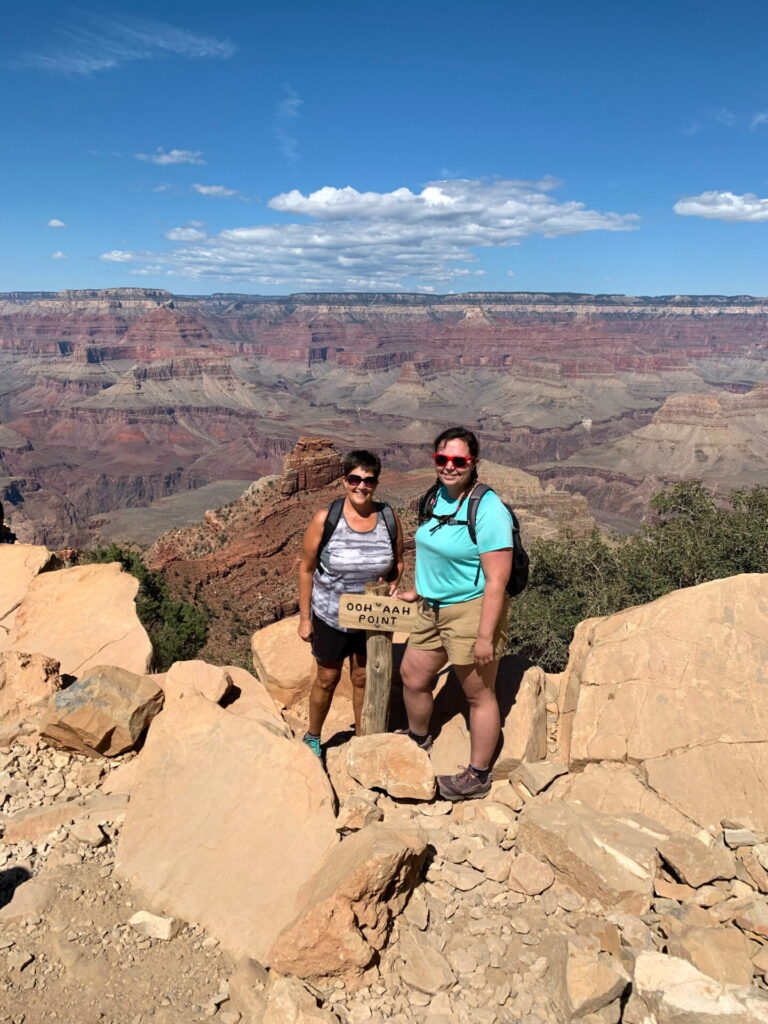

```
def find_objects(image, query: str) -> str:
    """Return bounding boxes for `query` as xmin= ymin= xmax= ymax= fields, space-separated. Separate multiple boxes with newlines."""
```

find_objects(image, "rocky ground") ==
xmin=3 ymin=732 xmax=768 ymax=1024
xmin=3 ymin=546 xmax=768 ymax=1024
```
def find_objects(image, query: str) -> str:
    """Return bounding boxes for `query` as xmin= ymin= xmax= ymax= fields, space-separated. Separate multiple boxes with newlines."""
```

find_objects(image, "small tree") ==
xmin=507 ymin=482 xmax=768 ymax=672
xmin=87 ymin=544 xmax=208 ymax=671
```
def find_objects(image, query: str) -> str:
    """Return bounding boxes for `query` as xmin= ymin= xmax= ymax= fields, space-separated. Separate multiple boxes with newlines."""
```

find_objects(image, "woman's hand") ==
xmin=473 ymin=636 xmax=494 ymax=667
xmin=297 ymin=618 xmax=313 ymax=643
xmin=393 ymin=588 xmax=419 ymax=602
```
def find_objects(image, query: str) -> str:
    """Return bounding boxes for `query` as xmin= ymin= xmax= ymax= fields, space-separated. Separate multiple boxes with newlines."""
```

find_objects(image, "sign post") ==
xmin=338 ymin=583 xmax=417 ymax=736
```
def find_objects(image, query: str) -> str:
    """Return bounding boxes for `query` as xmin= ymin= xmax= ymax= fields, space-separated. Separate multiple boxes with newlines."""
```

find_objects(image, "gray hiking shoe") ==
xmin=436 ymin=765 xmax=491 ymax=801
xmin=302 ymin=733 xmax=322 ymax=758
xmin=394 ymin=728 xmax=433 ymax=753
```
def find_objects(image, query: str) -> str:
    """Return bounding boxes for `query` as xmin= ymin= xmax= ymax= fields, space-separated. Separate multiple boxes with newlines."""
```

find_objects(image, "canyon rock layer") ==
xmin=2 ymin=289 xmax=768 ymax=545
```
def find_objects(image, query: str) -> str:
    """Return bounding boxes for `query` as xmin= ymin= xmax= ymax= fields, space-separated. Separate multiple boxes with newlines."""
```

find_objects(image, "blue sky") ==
xmin=2 ymin=0 xmax=768 ymax=295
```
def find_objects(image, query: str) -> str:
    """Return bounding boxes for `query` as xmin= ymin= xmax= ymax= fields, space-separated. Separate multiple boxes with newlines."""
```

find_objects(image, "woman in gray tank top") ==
xmin=297 ymin=450 xmax=403 ymax=756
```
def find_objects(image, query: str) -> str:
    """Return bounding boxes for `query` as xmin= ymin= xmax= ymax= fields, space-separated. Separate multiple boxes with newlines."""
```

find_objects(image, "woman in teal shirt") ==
xmin=396 ymin=426 xmax=513 ymax=801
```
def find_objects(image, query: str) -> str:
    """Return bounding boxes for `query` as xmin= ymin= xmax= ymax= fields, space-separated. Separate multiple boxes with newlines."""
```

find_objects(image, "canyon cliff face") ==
xmin=1 ymin=288 xmax=767 ymax=544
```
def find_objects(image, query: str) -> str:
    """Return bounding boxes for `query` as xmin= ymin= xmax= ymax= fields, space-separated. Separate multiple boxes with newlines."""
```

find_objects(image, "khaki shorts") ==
xmin=407 ymin=595 xmax=510 ymax=666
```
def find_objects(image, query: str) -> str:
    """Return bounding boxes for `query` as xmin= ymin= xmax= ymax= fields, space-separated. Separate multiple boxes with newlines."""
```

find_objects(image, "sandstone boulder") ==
xmin=163 ymin=660 xmax=234 ymax=703
xmin=625 ymin=951 xmax=768 ymax=1023
xmin=251 ymin=615 xmax=352 ymax=707
xmin=558 ymin=575 xmax=768 ymax=833
xmin=667 ymin=926 xmax=754 ymax=987
xmin=430 ymin=659 xmax=546 ymax=778
xmin=508 ymin=851 xmax=555 ymax=896
xmin=398 ymin=931 xmax=455 ymax=995
xmin=0 ymin=651 xmax=61 ymax=744
xmin=268 ymin=823 xmax=427 ymax=978
xmin=545 ymin=763 xmax=702 ymax=838
xmin=517 ymin=798 xmax=660 ymax=914
xmin=546 ymin=934 xmax=629 ymax=1021
xmin=344 ymin=734 xmax=435 ymax=800
xmin=658 ymin=833 xmax=737 ymax=888
xmin=116 ymin=694 xmax=338 ymax=961
xmin=40 ymin=665 xmax=164 ymax=757
xmin=1 ymin=562 xmax=153 ymax=676
xmin=0 ymin=544 xmax=55 ymax=642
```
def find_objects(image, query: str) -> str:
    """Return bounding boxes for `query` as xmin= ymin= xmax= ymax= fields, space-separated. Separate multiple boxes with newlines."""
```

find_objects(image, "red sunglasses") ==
xmin=345 ymin=473 xmax=378 ymax=488
xmin=433 ymin=454 xmax=476 ymax=469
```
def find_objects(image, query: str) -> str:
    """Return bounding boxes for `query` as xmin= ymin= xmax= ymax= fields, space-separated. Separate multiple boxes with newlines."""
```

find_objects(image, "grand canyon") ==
xmin=2 ymin=287 xmax=768 ymax=550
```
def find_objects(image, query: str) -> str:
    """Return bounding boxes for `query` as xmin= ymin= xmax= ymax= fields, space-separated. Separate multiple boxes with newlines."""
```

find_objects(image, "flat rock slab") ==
xmin=668 ymin=926 xmax=754 ymax=987
xmin=399 ymin=933 xmax=455 ymax=995
xmin=345 ymin=734 xmax=435 ymax=801
xmin=3 ymin=562 xmax=153 ymax=676
xmin=0 ymin=877 xmax=57 ymax=925
xmin=3 ymin=791 xmax=129 ymax=842
xmin=115 ymin=694 xmax=339 ymax=962
xmin=517 ymin=798 xmax=659 ymax=914
xmin=658 ymin=832 xmax=737 ymax=888
xmin=508 ymin=851 xmax=555 ymax=895
xmin=511 ymin=760 xmax=568 ymax=797
xmin=626 ymin=951 xmax=768 ymax=1023
xmin=269 ymin=823 xmax=426 ymax=978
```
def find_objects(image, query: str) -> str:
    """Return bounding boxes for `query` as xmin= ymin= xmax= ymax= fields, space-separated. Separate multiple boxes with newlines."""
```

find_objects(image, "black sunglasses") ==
xmin=345 ymin=473 xmax=378 ymax=488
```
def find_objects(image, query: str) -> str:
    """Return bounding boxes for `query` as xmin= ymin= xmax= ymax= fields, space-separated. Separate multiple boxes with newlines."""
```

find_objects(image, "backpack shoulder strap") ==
xmin=375 ymin=501 xmax=398 ymax=548
xmin=316 ymin=497 xmax=345 ymax=572
xmin=466 ymin=483 xmax=493 ymax=546
xmin=418 ymin=482 xmax=440 ymax=524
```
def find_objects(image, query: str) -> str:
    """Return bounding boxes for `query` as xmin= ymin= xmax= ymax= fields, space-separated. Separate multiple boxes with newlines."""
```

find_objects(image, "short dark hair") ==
xmin=343 ymin=449 xmax=381 ymax=478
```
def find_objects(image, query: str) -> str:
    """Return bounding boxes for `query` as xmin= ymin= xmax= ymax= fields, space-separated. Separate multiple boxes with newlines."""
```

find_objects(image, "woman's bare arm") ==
xmin=297 ymin=509 xmax=328 ymax=641
xmin=474 ymin=547 xmax=513 ymax=666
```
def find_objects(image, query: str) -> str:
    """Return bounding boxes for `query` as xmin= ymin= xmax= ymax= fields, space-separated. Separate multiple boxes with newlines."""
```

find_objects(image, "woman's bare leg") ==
xmin=308 ymin=661 xmax=343 ymax=736
xmin=400 ymin=647 xmax=448 ymax=735
xmin=349 ymin=652 xmax=367 ymax=735
xmin=454 ymin=660 xmax=501 ymax=769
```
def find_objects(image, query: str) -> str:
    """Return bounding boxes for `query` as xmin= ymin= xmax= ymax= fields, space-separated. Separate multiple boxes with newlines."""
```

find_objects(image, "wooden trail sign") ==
xmin=337 ymin=593 xmax=417 ymax=632
xmin=349 ymin=582 xmax=416 ymax=736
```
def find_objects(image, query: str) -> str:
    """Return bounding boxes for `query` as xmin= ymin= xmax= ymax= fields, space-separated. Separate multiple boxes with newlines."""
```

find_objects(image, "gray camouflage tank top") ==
xmin=312 ymin=511 xmax=394 ymax=632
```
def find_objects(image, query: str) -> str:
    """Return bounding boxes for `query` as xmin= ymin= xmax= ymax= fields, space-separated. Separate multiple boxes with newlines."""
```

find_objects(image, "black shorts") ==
xmin=311 ymin=613 xmax=367 ymax=663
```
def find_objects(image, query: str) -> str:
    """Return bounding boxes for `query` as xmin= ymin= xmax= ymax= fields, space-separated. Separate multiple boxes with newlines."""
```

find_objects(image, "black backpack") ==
xmin=316 ymin=498 xmax=399 ymax=581
xmin=418 ymin=482 xmax=529 ymax=596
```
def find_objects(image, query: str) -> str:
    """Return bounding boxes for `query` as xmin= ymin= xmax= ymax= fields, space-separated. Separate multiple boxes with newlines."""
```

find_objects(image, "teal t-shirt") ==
xmin=415 ymin=486 xmax=514 ymax=603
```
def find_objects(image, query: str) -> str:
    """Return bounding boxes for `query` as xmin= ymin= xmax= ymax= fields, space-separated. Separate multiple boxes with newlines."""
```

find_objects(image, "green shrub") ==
xmin=87 ymin=543 xmax=208 ymax=671
xmin=507 ymin=482 xmax=768 ymax=672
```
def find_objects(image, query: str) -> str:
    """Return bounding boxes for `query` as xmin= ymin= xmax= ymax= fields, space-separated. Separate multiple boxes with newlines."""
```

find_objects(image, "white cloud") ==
xmin=108 ymin=177 xmax=638 ymax=290
xmin=274 ymin=84 xmax=302 ymax=166
xmin=165 ymin=226 xmax=208 ymax=242
xmin=673 ymin=190 xmax=768 ymax=223
xmin=506 ymin=270 xmax=516 ymax=277
xmin=51 ymin=251 xmax=67 ymax=259
xmin=100 ymin=250 xmax=137 ymax=262
xmin=192 ymin=183 xmax=242 ymax=198
xmin=751 ymin=112 xmax=768 ymax=130
xmin=136 ymin=148 xmax=205 ymax=166
xmin=47 ymin=218 xmax=66 ymax=228
xmin=13 ymin=14 xmax=234 ymax=76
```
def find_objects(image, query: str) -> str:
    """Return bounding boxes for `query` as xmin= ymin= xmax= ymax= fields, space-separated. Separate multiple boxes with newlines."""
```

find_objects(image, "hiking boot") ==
xmin=394 ymin=728 xmax=433 ymax=753
xmin=302 ymin=733 xmax=322 ymax=758
xmin=436 ymin=765 xmax=491 ymax=801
